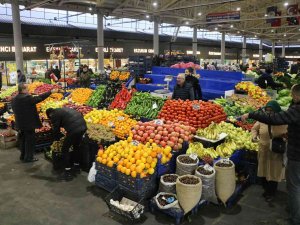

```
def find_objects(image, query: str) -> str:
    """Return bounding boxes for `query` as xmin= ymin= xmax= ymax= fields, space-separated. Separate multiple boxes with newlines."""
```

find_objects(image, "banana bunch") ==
xmin=50 ymin=137 xmax=65 ymax=152
xmin=187 ymin=142 xmax=219 ymax=159
xmin=196 ymin=122 xmax=222 ymax=140
xmin=216 ymin=141 xmax=237 ymax=158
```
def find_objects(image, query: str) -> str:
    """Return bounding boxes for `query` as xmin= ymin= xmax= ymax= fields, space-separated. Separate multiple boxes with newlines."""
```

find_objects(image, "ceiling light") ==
xmin=88 ymin=7 xmax=92 ymax=11
xmin=254 ymin=35 xmax=257 ymax=37
xmin=198 ymin=12 xmax=202 ymax=16
xmin=146 ymin=15 xmax=150 ymax=18
xmin=271 ymin=29 xmax=274 ymax=32
xmin=152 ymin=2 xmax=157 ymax=7
xmin=284 ymin=2 xmax=288 ymax=6
xmin=284 ymin=33 xmax=287 ymax=37
xmin=264 ymin=14 xmax=268 ymax=17
xmin=236 ymin=7 xmax=241 ymax=11
xmin=237 ymin=31 xmax=240 ymax=34
xmin=215 ymin=27 xmax=218 ymax=31
xmin=279 ymin=40 xmax=281 ymax=42
xmin=185 ymin=21 xmax=189 ymax=25
xmin=230 ymin=24 xmax=234 ymax=28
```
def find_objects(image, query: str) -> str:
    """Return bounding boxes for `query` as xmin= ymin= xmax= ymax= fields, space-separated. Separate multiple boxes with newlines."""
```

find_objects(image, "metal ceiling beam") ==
xmin=23 ymin=0 xmax=60 ymax=10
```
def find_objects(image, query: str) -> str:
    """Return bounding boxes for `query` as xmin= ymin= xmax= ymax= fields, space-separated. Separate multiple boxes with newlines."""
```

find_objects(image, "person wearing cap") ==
xmin=242 ymin=84 xmax=300 ymax=225
xmin=251 ymin=100 xmax=287 ymax=202
xmin=17 ymin=69 xmax=26 ymax=83
xmin=185 ymin=67 xmax=202 ymax=100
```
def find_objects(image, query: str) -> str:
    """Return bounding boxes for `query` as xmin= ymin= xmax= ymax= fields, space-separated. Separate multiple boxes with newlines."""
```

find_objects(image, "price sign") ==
xmin=222 ymin=158 xmax=231 ymax=165
xmin=203 ymin=163 xmax=214 ymax=172
xmin=189 ymin=153 xmax=198 ymax=160
xmin=152 ymin=102 xmax=158 ymax=109
xmin=131 ymin=140 xmax=139 ymax=146
xmin=192 ymin=104 xmax=200 ymax=110
xmin=117 ymin=116 xmax=125 ymax=121
xmin=153 ymin=119 xmax=164 ymax=125
xmin=108 ymin=121 xmax=115 ymax=127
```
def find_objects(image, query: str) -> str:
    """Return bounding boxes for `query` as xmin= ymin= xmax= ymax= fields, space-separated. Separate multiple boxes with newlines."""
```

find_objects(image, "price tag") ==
xmin=203 ymin=163 xmax=213 ymax=172
xmin=189 ymin=153 xmax=198 ymax=161
xmin=222 ymin=158 xmax=231 ymax=165
xmin=131 ymin=140 xmax=139 ymax=146
xmin=153 ymin=119 xmax=164 ymax=125
xmin=108 ymin=121 xmax=115 ymax=127
xmin=117 ymin=116 xmax=125 ymax=121
xmin=152 ymin=103 xmax=158 ymax=109
xmin=192 ymin=104 xmax=200 ymax=110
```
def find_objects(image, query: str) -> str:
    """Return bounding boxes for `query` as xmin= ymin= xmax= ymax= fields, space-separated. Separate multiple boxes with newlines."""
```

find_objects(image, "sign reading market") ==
xmin=0 ymin=46 xmax=37 ymax=53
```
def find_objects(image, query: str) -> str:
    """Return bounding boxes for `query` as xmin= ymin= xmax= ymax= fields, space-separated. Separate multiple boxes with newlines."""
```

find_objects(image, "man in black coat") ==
xmin=185 ymin=67 xmax=202 ymax=100
xmin=53 ymin=66 xmax=61 ymax=80
xmin=242 ymin=84 xmax=300 ymax=225
xmin=46 ymin=108 xmax=87 ymax=181
xmin=172 ymin=73 xmax=195 ymax=100
xmin=12 ymin=83 xmax=58 ymax=162
xmin=255 ymin=68 xmax=284 ymax=90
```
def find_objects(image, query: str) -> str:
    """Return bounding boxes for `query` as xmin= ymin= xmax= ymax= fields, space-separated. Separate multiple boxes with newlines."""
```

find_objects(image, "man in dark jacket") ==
xmin=46 ymin=108 xmax=87 ymax=181
xmin=255 ymin=68 xmax=284 ymax=90
xmin=242 ymin=84 xmax=300 ymax=225
xmin=12 ymin=83 xmax=58 ymax=162
xmin=17 ymin=69 xmax=26 ymax=83
xmin=53 ymin=66 xmax=61 ymax=80
xmin=172 ymin=74 xmax=195 ymax=100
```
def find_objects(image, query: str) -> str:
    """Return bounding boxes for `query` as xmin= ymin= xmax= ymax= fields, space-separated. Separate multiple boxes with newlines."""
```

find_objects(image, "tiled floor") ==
xmin=0 ymin=148 xmax=289 ymax=225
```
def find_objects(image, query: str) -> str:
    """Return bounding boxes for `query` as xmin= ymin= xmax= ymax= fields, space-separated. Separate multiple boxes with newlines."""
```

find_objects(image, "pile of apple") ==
xmin=132 ymin=120 xmax=196 ymax=151
xmin=34 ymin=84 xmax=61 ymax=95
xmin=63 ymin=103 xmax=93 ymax=115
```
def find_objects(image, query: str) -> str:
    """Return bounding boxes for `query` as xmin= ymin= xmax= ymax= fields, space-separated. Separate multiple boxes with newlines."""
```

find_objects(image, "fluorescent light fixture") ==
xmin=152 ymin=2 xmax=157 ymax=7
xmin=214 ymin=27 xmax=218 ymax=30
xmin=284 ymin=33 xmax=287 ymax=37
xmin=198 ymin=12 xmax=202 ymax=16
xmin=185 ymin=21 xmax=189 ymax=25
xmin=271 ymin=29 xmax=274 ymax=32
xmin=88 ymin=7 xmax=92 ymax=11
xmin=230 ymin=24 xmax=234 ymax=28
xmin=264 ymin=14 xmax=268 ymax=17
xmin=236 ymin=7 xmax=241 ymax=11
xmin=237 ymin=31 xmax=240 ymax=34
xmin=284 ymin=2 xmax=288 ymax=6
xmin=146 ymin=15 xmax=150 ymax=18
xmin=254 ymin=35 xmax=257 ymax=37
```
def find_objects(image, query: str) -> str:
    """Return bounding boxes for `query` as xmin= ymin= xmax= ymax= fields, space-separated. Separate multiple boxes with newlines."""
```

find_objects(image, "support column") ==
xmin=282 ymin=43 xmax=285 ymax=58
xmin=11 ymin=0 xmax=23 ymax=74
xmin=192 ymin=27 xmax=197 ymax=57
xmin=153 ymin=17 xmax=159 ymax=55
xmin=97 ymin=11 xmax=104 ymax=73
xmin=272 ymin=41 xmax=275 ymax=56
xmin=259 ymin=39 xmax=263 ymax=62
xmin=242 ymin=36 xmax=247 ymax=65
xmin=221 ymin=32 xmax=225 ymax=64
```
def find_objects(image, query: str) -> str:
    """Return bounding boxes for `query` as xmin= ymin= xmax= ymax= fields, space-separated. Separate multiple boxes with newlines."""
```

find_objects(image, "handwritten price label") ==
xmin=203 ymin=164 xmax=214 ymax=172
xmin=192 ymin=104 xmax=200 ymax=110
xmin=153 ymin=119 xmax=164 ymax=125
xmin=131 ymin=140 xmax=139 ymax=146
xmin=189 ymin=153 xmax=198 ymax=161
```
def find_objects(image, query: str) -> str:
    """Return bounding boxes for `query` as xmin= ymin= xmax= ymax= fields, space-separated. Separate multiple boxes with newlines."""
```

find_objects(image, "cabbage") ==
xmin=278 ymin=89 xmax=291 ymax=97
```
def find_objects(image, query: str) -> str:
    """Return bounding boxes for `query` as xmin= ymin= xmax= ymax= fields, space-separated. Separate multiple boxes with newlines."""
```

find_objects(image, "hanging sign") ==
xmin=0 ymin=46 xmax=37 ymax=53
xmin=206 ymin=11 xmax=240 ymax=23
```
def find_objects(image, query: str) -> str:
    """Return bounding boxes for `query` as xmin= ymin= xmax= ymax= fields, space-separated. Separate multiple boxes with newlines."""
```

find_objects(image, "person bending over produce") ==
xmin=12 ymin=83 xmax=59 ymax=163
xmin=255 ymin=68 xmax=284 ymax=90
xmin=172 ymin=73 xmax=195 ymax=100
xmin=251 ymin=100 xmax=287 ymax=202
xmin=185 ymin=67 xmax=202 ymax=100
xmin=46 ymin=108 xmax=87 ymax=181
xmin=242 ymin=84 xmax=300 ymax=225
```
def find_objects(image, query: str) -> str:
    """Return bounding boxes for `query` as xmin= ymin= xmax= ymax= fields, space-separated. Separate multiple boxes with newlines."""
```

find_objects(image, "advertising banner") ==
xmin=287 ymin=4 xmax=299 ymax=25
xmin=206 ymin=11 xmax=240 ymax=23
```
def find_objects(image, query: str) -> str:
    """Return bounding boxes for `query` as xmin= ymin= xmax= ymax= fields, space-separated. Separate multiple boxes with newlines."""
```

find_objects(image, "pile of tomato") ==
xmin=158 ymin=99 xmax=227 ymax=128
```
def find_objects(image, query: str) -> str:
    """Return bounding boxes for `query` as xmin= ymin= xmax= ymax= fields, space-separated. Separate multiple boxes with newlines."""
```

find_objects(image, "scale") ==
xmin=154 ymin=75 xmax=173 ymax=94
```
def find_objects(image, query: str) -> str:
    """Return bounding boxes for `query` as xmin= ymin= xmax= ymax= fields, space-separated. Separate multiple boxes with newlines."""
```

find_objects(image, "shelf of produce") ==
xmin=149 ymin=199 xmax=207 ymax=225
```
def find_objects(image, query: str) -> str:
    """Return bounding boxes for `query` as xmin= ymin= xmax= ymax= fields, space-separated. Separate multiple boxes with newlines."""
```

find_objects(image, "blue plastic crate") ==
xmin=95 ymin=161 xmax=117 ymax=180
xmin=229 ymin=150 xmax=245 ymax=165
xmin=95 ymin=172 xmax=117 ymax=192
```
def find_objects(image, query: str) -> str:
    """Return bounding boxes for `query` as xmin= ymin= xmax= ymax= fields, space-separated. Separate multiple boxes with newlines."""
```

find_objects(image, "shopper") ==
xmin=17 ymin=69 xmax=26 ymax=83
xmin=77 ymin=64 xmax=83 ymax=77
xmin=290 ymin=58 xmax=300 ymax=75
xmin=255 ymin=68 xmax=284 ymax=90
xmin=45 ymin=69 xmax=52 ymax=80
xmin=53 ymin=66 xmax=61 ymax=80
xmin=46 ymin=107 xmax=87 ymax=181
xmin=185 ymin=67 xmax=202 ymax=100
xmin=172 ymin=73 xmax=195 ymax=100
xmin=80 ymin=65 xmax=91 ymax=88
xmin=251 ymin=100 xmax=287 ymax=202
xmin=12 ymin=83 xmax=58 ymax=162
xmin=242 ymin=84 xmax=300 ymax=225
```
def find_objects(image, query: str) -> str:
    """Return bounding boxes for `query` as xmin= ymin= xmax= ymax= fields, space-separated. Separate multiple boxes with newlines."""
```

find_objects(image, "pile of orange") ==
xmin=96 ymin=137 xmax=172 ymax=178
xmin=70 ymin=88 xmax=93 ymax=105
xmin=119 ymin=71 xmax=130 ymax=81
xmin=110 ymin=71 xmax=120 ymax=80
xmin=28 ymin=82 xmax=44 ymax=94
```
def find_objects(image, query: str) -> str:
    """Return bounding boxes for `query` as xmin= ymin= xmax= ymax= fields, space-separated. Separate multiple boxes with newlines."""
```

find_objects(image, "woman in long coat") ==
xmin=251 ymin=100 xmax=287 ymax=202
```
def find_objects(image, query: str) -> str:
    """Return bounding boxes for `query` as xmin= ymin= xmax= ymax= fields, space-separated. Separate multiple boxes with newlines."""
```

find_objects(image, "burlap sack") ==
xmin=159 ymin=174 xmax=178 ymax=194
xmin=195 ymin=165 xmax=218 ymax=203
xmin=214 ymin=159 xmax=236 ymax=205
xmin=176 ymin=175 xmax=202 ymax=214
xmin=155 ymin=192 xmax=178 ymax=210
xmin=176 ymin=155 xmax=199 ymax=176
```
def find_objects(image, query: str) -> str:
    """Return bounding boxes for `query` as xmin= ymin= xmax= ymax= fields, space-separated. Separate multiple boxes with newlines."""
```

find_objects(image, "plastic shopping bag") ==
xmin=87 ymin=162 xmax=97 ymax=183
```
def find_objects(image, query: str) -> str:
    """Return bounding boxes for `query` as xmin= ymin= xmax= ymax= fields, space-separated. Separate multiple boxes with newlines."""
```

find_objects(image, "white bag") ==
xmin=155 ymin=192 xmax=179 ymax=210
xmin=87 ymin=162 xmax=97 ymax=183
